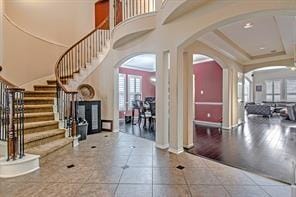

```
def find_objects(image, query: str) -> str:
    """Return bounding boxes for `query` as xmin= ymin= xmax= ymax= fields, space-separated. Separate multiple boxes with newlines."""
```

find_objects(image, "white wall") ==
xmin=253 ymin=68 xmax=296 ymax=103
xmin=2 ymin=0 xmax=95 ymax=86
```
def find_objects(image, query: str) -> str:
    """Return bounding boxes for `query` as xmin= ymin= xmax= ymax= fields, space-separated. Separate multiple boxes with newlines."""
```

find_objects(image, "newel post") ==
xmin=71 ymin=92 xmax=79 ymax=147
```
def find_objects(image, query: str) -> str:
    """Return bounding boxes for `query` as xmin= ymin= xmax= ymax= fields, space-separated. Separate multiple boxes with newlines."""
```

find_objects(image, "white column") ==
xmin=155 ymin=51 xmax=169 ymax=149
xmin=168 ymin=48 xmax=184 ymax=154
xmin=113 ymin=67 xmax=119 ymax=132
xmin=109 ymin=0 xmax=115 ymax=29
xmin=182 ymin=52 xmax=194 ymax=149
xmin=222 ymin=68 xmax=232 ymax=129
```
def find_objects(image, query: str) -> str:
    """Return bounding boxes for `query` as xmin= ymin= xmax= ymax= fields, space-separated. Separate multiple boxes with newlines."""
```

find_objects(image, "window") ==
xmin=244 ymin=80 xmax=250 ymax=102
xmin=265 ymin=80 xmax=281 ymax=102
xmin=287 ymin=79 xmax=296 ymax=101
xmin=118 ymin=73 xmax=126 ymax=111
xmin=128 ymin=75 xmax=142 ymax=109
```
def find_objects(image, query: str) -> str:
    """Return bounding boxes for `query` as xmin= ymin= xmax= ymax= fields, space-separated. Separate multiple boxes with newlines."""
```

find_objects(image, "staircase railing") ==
xmin=0 ymin=66 xmax=25 ymax=161
xmin=55 ymin=18 xmax=110 ymax=139
xmin=115 ymin=0 xmax=156 ymax=26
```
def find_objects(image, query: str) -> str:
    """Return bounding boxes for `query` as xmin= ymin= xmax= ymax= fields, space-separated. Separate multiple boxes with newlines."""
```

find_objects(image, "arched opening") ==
xmin=192 ymin=54 xmax=223 ymax=128
xmin=115 ymin=54 xmax=157 ymax=141
xmin=179 ymin=12 xmax=296 ymax=183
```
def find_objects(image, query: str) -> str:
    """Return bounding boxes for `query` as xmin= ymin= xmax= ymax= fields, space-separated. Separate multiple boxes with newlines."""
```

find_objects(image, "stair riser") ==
xmin=47 ymin=80 xmax=67 ymax=85
xmin=34 ymin=87 xmax=56 ymax=91
xmin=39 ymin=141 xmax=72 ymax=159
xmin=24 ymin=107 xmax=53 ymax=113
xmin=24 ymin=100 xmax=54 ymax=105
xmin=25 ymin=133 xmax=65 ymax=150
xmin=25 ymin=124 xmax=59 ymax=134
xmin=24 ymin=93 xmax=56 ymax=97
xmin=24 ymin=115 xmax=55 ymax=123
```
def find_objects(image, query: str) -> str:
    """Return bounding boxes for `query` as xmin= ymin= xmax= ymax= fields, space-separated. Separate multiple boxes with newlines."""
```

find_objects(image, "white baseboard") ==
xmin=113 ymin=129 xmax=119 ymax=133
xmin=0 ymin=141 xmax=7 ymax=158
xmin=0 ymin=154 xmax=40 ymax=178
xmin=155 ymin=144 xmax=169 ymax=149
xmin=168 ymin=147 xmax=184 ymax=154
xmin=183 ymin=143 xmax=194 ymax=149
xmin=194 ymin=120 xmax=221 ymax=128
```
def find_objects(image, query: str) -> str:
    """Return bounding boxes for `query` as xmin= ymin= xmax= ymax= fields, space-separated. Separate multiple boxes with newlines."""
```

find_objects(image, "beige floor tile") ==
xmin=115 ymin=184 xmax=152 ymax=197
xmin=86 ymin=167 xmax=123 ymax=184
xmin=76 ymin=183 xmax=117 ymax=197
xmin=153 ymin=154 xmax=180 ymax=168
xmin=183 ymin=168 xmax=220 ymax=185
xmin=210 ymin=167 xmax=256 ymax=185
xmin=189 ymin=185 xmax=230 ymax=197
xmin=244 ymin=172 xmax=286 ymax=186
xmin=177 ymin=153 xmax=208 ymax=168
xmin=120 ymin=167 xmax=152 ymax=184
xmin=261 ymin=185 xmax=291 ymax=197
xmin=153 ymin=168 xmax=186 ymax=184
xmin=0 ymin=182 xmax=48 ymax=197
xmin=131 ymin=147 xmax=153 ymax=156
xmin=153 ymin=184 xmax=191 ymax=197
xmin=127 ymin=155 xmax=153 ymax=167
xmin=36 ymin=183 xmax=82 ymax=197
xmin=224 ymin=185 xmax=269 ymax=197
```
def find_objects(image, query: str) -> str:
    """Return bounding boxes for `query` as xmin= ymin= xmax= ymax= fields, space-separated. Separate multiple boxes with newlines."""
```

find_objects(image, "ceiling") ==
xmin=121 ymin=54 xmax=156 ymax=72
xmin=198 ymin=15 xmax=296 ymax=65
xmin=193 ymin=54 xmax=213 ymax=64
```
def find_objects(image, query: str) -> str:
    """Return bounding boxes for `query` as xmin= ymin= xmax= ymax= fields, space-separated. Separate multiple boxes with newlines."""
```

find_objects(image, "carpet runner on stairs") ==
xmin=24 ymin=80 xmax=72 ymax=158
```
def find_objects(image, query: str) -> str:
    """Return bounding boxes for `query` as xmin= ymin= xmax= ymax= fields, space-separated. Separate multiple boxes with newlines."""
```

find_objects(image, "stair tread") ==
xmin=25 ymin=138 xmax=72 ymax=157
xmin=34 ymin=85 xmax=56 ymax=87
xmin=24 ymin=120 xmax=58 ymax=129
xmin=24 ymin=129 xmax=65 ymax=143
xmin=25 ymin=91 xmax=56 ymax=93
xmin=24 ymin=104 xmax=53 ymax=108
xmin=24 ymin=112 xmax=54 ymax=118
xmin=24 ymin=97 xmax=54 ymax=100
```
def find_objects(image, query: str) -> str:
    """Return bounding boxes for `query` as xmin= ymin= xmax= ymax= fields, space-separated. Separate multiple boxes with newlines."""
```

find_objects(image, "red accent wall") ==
xmin=193 ymin=61 xmax=223 ymax=123
xmin=119 ymin=67 xmax=156 ymax=118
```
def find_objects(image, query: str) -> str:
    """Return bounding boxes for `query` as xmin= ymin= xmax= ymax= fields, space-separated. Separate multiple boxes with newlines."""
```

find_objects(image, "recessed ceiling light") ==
xmin=259 ymin=47 xmax=265 ymax=50
xmin=243 ymin=22 xmax=253 ymax=29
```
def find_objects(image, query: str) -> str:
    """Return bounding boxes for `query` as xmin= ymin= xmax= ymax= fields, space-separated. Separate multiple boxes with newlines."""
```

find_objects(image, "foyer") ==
xmin=0 ymin=132 xmax=291 ymax=197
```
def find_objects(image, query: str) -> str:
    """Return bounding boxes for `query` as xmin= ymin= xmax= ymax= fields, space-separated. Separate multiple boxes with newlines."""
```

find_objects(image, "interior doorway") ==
xmin=117 ymin=54 xmax=157 ymax=141
xmin=95 ymin=0 xmax=110 ymax=29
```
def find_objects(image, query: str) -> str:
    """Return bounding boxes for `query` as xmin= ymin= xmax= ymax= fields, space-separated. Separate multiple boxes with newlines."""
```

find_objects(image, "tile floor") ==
xmin=0 ymin=132 xmax=292 ymax=197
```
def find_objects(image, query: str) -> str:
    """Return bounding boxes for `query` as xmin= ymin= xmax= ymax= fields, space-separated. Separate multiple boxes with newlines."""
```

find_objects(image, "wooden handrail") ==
xmin=55 ymin=17 xmax=109 ymax=93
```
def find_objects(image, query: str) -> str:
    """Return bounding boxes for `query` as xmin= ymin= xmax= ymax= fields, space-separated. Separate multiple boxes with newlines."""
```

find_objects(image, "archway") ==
xmin=114 ymin=53 xmax=158 ymax=141
xmin=174 ymin=10 xmax=296 ymax=183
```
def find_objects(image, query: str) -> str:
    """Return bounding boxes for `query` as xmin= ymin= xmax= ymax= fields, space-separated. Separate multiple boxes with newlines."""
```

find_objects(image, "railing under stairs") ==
xmin=0 ymin=66 xmax=25 ymax=161
xmin=55 ymin=18 xmax=110 ymax=140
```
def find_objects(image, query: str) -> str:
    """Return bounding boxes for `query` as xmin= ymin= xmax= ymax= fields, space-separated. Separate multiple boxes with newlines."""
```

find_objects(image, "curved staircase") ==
xmin=24 ymin=80 xmax=72 ymax=158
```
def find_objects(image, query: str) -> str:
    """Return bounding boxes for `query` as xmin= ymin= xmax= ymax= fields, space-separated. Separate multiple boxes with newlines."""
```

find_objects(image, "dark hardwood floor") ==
xmin=119 ymin=119 xmax=155 ymax=141
xmin=187 ymin=115 xmax=296 ymax=183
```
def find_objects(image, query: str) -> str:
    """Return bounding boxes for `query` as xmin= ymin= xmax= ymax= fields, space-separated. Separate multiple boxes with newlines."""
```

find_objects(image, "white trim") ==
xmin=0 ymin=154 xmax=40 ymax=178
xmin=155 ymin=143 xmax=169 ymax=149
xmin=194 ymin=120 xmax=221 ymax=128
xmin=121 ymin=64 xmax=156 ymax=72
xmin=183 ymin=144 xmax=194 ymax=149
xmin=113 ymin=129 xmax=120 ymax=133
xmin=222 ymin=123 xmax=241 ymax=130
xmin=195 ymin=102 xmax=223 ymax=105
xmin=168 ymin=147 xmax=184 ymax=154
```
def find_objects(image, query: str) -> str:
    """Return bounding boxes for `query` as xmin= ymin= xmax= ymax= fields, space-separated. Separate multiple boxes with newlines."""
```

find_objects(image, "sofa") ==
xmin=287 ymin=104 xmax=296 ymax=121
xmin=245 ymin=104 xmax=272 ymax=117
